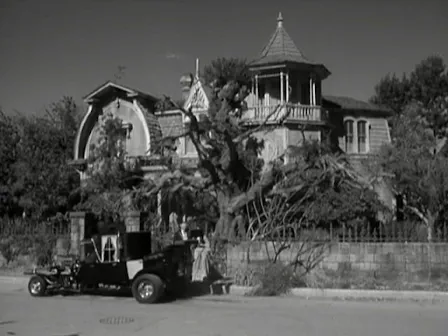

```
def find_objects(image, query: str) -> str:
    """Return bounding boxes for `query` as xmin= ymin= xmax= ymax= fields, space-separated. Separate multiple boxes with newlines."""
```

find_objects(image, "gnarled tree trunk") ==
xmin=426 ymin=211 xmax=436 ymax=282
xmin=426 ymin=211 xmax=435 ymax=243
xmin=213 ymin=189 xmax=235 ymax=241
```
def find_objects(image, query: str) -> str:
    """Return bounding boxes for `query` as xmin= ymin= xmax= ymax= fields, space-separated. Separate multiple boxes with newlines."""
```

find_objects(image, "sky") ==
xmin=0 ymin=0 xmax=447 ymax=115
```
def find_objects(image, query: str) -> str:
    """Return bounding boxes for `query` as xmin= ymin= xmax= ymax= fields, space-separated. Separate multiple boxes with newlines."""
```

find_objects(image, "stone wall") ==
xmin=226 ymin=241 xmax=448 ymax=278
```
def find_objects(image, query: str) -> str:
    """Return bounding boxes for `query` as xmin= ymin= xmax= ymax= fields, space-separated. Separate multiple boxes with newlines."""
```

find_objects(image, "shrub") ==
xmin=232 ymin=262 xmax=264 ymax=287
xmin=0 ymin=237 xmax=20 ymax=265
xmin=248 ymin=262 xmax=297 ymax=297
xmin=33 ymin=233 xmax=58 ymax=266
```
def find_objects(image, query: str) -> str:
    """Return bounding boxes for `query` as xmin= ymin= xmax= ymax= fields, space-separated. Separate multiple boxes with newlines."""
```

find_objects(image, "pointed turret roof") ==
xmin=250 ymin=13 xmax=330 ymax=78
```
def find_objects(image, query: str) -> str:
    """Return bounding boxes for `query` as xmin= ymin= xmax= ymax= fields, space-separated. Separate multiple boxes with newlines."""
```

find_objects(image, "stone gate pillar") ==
xmin=125 ymin=211 xmax=143 ymax=232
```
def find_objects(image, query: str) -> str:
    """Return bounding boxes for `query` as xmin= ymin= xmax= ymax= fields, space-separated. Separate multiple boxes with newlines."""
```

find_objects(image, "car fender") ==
xmin=132 ymin=268 xmax=166 ymax=284
xmin=125 ymin=259 xmax=145 ymax=281
xmin=126 ymin=258 xmax=166 ymax=282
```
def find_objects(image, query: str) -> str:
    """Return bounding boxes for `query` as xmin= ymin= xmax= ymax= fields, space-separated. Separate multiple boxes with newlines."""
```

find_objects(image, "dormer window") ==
xmin=343 ymin=118 xmax=370 ymax=154
xmin=122 ymin=122 xmax=133 ymax=139
xmin=115 ymin=123 xmax=133 ymax=157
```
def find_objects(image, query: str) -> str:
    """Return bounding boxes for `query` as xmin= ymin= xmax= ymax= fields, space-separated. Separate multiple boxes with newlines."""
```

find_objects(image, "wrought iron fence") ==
xmin=333 ymin=221 xmax=448 ymax=243
xmin=0 ymin=216 xmax=71 ymax=266
xmin=237 ymin=221 xmax=448 ymax=244
xmin=3 ymin=216 xmax=447 ymax=244
xmin=0 ymin=217 xmax=70 ymax=238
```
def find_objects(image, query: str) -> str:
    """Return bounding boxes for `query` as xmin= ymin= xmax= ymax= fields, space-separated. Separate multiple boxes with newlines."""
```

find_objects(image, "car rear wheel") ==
xmin=28 ymin=275 xmax=47 ymax=297
xmin=131 ymin=274 xmax=164 ymax=304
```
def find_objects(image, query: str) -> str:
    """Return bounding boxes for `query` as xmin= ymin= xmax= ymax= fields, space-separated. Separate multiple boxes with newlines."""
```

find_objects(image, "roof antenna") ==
xmin=195 ymin=58 xmax=200 ymax=79
xmin=277 ymin=12 xmax=283 ymax=28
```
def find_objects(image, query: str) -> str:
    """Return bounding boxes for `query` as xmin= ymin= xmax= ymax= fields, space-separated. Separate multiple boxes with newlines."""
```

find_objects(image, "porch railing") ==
xmin=242 ymin=104 xmax=324 ymax=123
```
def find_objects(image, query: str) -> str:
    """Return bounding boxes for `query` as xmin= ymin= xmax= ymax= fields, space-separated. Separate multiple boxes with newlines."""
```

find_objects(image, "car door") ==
xmin=94 ymin=262 xmax=128 ymax=285
xmin=78 ymin=262 xmax=102 ymax=285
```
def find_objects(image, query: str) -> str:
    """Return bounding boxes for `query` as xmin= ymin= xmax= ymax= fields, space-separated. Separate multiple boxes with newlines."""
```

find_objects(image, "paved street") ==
xmin=0 ymin=285 xmax=447 ymax=336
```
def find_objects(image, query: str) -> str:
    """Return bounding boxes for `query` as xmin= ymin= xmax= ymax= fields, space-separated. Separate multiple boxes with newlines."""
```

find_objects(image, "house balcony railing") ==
xmin=242 ymin=104 xmax=326 ymax=124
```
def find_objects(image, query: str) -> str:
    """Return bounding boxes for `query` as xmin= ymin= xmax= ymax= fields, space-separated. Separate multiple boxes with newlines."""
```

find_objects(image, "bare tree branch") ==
xmin=161 ymin=90 xmax=222 ymax=183
xmin=234 ymin=104 xmax=287 ymax=144
xmin=405 ymin=204 xmax=428 ymax=225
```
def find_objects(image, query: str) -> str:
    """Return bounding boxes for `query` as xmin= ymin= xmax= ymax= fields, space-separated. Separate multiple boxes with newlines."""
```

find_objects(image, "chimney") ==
xmin=180 ymin=73 xmax=194 ymax=102
xmin=277 ymin=12 xmax=283 ymax=28
xmin=195 ymin=58 xmax=200 ymax=79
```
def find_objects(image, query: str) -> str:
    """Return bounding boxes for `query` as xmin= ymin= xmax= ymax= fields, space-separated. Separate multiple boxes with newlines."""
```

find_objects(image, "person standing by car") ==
xmin=177 ymin=216 xmax=213 ymax=282
xmin=173 ymin=215 xmax=189 ymax=241
xmin=192 ymin=232 xmax=212 ymax=282
xmin=171 ymin=215 xmax=194 ymax=282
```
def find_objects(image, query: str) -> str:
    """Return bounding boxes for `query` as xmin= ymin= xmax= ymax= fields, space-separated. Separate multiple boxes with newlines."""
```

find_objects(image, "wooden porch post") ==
xmin=285 ymin=72 xmax=289 ymax=103
xmin=280 ymin=71 xmax=284 ymax=105
xmin=255 ymin=74 xmax=259 ymax=110
xmin=251 ymin=78 xmax=255 ymax=107
xmin=309 ymin=76 xmax=313 ymax=105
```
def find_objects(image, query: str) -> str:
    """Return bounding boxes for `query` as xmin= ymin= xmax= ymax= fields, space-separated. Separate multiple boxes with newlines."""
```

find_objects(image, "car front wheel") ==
xmin=131 ymin=274 xmax=164 ymax=304
xmin=28 ymin=275 xmax=47 ymax=297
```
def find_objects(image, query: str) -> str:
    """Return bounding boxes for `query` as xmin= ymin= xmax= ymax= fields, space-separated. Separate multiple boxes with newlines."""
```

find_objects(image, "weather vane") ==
xmin=113 ymin=65 xmax=127 ymax=81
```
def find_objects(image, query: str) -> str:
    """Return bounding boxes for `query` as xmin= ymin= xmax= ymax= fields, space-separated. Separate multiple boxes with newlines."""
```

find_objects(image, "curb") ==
xmin=0 ymin=275 xmax=28 ymax=285
xmin=229 ymin=285 xmax=448 ymax=302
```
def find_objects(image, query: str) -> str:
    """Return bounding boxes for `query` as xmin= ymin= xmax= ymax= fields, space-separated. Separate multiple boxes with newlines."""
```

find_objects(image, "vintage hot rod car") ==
xmin=24 ymin=230 xmax=200 ymax=304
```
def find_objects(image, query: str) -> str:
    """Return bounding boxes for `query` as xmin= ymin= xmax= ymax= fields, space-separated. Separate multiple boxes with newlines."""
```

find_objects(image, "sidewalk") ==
xmin=2 ymin=275 xmax=448 ymax=302
xmin=230 ymin=285 xmax=448 ymax=302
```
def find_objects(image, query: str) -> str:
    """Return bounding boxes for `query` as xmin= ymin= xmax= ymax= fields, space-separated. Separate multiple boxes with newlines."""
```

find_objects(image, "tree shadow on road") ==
xmin=54 ymin=282 xmax=216 ymax=303
xmin=0 ymin=320 xmax=16 ymax=326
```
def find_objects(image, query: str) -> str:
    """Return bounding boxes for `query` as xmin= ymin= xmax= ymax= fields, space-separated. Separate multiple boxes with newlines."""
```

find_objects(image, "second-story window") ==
xmin=185 ymin=137 xmax=196 ymax=154
xmin=357 ymin=121 xmax=367 ymax=153
xmin=183 ymin=123 xmax=196 ymax=155
xmin=344 ymin=120 xmax=354 ymax=153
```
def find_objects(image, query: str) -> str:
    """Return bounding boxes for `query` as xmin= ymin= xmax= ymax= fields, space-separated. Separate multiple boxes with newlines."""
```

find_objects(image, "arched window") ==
xmin=344 ymin=120 xmax=354 ymax=153
xmin=357 ymin=120 xmax=367 ymax=153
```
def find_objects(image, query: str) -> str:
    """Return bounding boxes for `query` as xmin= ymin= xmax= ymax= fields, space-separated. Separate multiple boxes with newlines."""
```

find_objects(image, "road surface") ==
xmin=0 ymin=285 xmax=447 ymax=336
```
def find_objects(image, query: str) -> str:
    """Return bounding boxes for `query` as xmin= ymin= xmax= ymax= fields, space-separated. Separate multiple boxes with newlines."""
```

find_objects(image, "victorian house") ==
xmin=71 ymin=13 xmax=394 ymax=212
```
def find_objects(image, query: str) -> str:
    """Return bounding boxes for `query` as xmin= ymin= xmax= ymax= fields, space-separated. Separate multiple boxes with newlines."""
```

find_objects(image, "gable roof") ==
xmin=322 ymin=95 xmax=393 ymax=115
xmin=250 ymin=13 xmax=330 ymax=78
xmin=183 ymin=78 xmax=213 ymax=111
xmin=83 ymin=80 xmax=159 ymax=103
xmin=134 ymin=100 xmax=163 ymax=153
